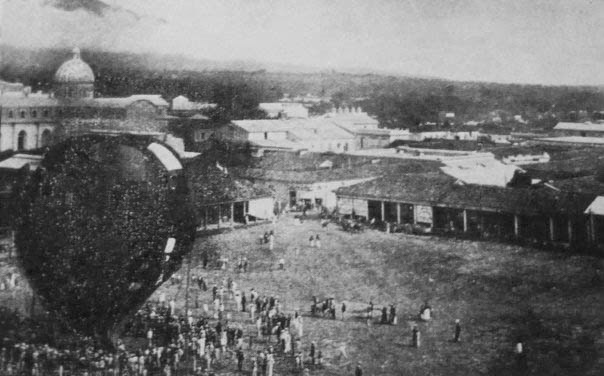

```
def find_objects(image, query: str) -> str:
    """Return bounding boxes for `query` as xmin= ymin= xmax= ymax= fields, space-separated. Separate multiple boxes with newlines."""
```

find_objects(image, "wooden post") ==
xmin=218 ymin=205 xmax=221 ymax=229
xmin=204 ymin=207 xmax=208 ymax=230
xmin=567 ymin=219 xmax=573 ymax=245
xmin=380 ymin=201 xmax=385 ymax=222
xmin=549 ymin=217 xmax=555 ymax=241
xmin=396 ymin=203 xmax=401 ymax=224
xmin=183 ymin=252 xmax=191 ymax=359
xmin=413 ymin=205 xmax=418 ymax=225
xmin=514 ymin=215 xmax=519 ymax=238
xmin=230 ymin=202 xmax=235 ymax=227
xmin=590 ymin=213 xmax=595 ymax=243
xmin=463 ymin=210 xmax=468 ymax=233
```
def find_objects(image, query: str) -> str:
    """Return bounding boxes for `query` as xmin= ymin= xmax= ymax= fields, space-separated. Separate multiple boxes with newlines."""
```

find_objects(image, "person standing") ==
xmin=310 ymin=342 xmax=316 ymax=365
xmin=341 ymin=301 xmax=347 ymax=320
xmin=236 ymin=349 xmax=244 ymax=372
xmin=266 ymin=352 xmax=275 ymax=376
xmin=308 ymin=235 xmax=315 ymax=248
xmin=515 ymin=338 xmax=527 ymax=371
xmin=259 ymin=351 xmax=267 ymax=376
xmin=390 ymin=304 xmax=397 ymax=325
xmin=147 ymin=328 xmax=154 ymax=348
xmin=355 ymin=363 xmax=363 ymax=376
xmin=278 ymin=258 xmax=285 ymax=270
xmin=251 ymin=356 xmax=258 ymax=376
xmin=250 ymin=301 xmax=256 ymax=322
xmin=256 ymin=316 xmax=263 ymax=337
xmin=241 ymin=294 xmax=247 ymax=313
xmin=454 ymin=319 xmax=461 ymax=342
xmin=296 ymin=315 xmax=303 ymax=338
xmin=412 ymin=326 xmax=420 ymax=348
xmin=269 ymin=232 xmax=275 ymax=251
xmin=381 ymin=306 xmax=388 ymax=324
xmin=315 ymin=234 xmax=321 ymax=248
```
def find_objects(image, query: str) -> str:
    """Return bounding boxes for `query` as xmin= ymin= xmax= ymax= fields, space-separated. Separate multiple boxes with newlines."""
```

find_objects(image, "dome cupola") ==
xmin=54 ymin=47 xmax=95 ymax=99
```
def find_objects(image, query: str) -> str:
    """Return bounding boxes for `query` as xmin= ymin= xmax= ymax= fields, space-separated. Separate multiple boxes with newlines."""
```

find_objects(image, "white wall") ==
xmin=248 ymin=131 xmax=288 ymax=141
xmin=0 ymin=123 xmax=55 ymax=151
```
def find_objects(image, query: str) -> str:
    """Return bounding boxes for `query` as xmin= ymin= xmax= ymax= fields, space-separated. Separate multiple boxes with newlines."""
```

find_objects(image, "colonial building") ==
xmin=223 ymin=107 xmax=388 ymax=153
xmin=553 ymin=121 xmax=604 ymax=137
xmin=0 ymin=47 xmax=171 ymax=152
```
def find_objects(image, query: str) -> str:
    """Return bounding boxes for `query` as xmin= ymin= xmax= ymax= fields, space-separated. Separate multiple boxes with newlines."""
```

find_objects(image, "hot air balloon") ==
xmin=14 ymin=134 xmax=197 ymax=346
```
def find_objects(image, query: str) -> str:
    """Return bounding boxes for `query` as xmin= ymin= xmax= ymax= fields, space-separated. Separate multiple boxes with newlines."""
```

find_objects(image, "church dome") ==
xmin=54 ymin=47 xmax=95 ymax=84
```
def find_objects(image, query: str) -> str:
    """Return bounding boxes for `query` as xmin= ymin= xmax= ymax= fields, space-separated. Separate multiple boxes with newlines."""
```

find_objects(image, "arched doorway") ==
xmin=41 ymin=129 xmax=52 ymax=147
xmin=18 ymin=130 xmax=27 ymax=151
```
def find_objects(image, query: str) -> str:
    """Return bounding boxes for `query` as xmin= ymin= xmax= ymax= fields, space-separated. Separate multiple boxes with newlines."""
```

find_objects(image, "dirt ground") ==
xmin=2 ymin=212 xmax=604 ymax=375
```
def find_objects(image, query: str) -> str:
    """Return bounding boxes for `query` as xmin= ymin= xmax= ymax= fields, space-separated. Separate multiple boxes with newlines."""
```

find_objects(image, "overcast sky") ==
xmin=2 ymin=0 xmax=603 ymax=85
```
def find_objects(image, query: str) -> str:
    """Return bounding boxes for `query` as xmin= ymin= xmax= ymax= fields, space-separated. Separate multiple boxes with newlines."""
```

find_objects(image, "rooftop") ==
xmin=554 ymin=122 xmax=604 ymax=132
xmin=0 ymin=154 xmax=43 ymax=171
xmin=336 ymin=173 xmax=596 ymax=216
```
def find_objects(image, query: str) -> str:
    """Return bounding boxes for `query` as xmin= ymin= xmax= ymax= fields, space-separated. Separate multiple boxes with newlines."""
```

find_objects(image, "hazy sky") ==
xmin=2 ymin=0 xmax=603 ymax=85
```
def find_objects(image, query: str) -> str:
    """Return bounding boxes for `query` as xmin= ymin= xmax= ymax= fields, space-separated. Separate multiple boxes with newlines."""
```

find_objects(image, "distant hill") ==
xmin=2 ymin=45 xmax=603 ymax=129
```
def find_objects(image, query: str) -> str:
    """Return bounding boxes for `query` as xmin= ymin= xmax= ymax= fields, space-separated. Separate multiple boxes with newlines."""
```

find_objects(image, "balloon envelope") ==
xmin=15 ymin=135 xmax=197 ymax=339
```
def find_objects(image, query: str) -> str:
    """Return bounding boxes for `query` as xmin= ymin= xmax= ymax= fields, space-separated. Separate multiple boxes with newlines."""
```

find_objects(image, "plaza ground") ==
xmin=2 ymin=213 xmax=604 ymax=375
xmin=157 ymin=214 xmax=604 ymax=375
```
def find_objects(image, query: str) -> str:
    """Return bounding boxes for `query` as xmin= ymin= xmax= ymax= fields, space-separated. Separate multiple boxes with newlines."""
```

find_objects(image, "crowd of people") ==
xmin=0 ymin=212 xmax=535 ymax=376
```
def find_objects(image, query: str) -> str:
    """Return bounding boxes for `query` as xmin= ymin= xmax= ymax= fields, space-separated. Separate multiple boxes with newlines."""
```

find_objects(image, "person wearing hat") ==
xmin=454 ymin=319 xmax=461 ymax=342
xmin=412 ymin=325 xmax=421 ymax=348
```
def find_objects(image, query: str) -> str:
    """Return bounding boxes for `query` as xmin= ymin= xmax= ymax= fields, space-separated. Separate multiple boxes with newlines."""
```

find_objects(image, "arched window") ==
xmin=20 ymin=111 xmax=26 ymax=119
xmin=17 ymin=130 xmax=27 ymax=151
xmin=41 ymin=129 xmax=52 ymax=147
xmin=32 ymin=110 xmax=37 ymax=118
xmin=43 ymin=109 xmax=49 ymax=117
xmin=8 ymin=110 xmax=13 ymax=118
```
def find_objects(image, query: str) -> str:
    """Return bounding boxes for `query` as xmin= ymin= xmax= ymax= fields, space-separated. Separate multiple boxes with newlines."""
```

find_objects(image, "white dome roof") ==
xmin=54 ymin=47 xmax=95 ymax=84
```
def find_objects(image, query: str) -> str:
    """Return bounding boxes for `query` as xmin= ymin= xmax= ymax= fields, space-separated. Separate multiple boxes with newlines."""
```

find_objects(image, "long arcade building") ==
xmin=336 ymin=173 xmax=602 ymax=252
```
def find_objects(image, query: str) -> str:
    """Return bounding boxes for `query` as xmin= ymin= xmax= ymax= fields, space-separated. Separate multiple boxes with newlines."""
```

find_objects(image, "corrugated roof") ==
xmin=554 ymin=122 xmax=604 ymax=132
xmin=585 ymin=196 xmax=604 ymax=215
xmin=440 ymin=159 xmax=520 ymax=187
xmin=231 ymin=118 xmax=355 ymax=139
xmin=232 ymin=120 xmax=292 ymax=133
xmin=0 ymin=154 xmax=43 ymax=170
xmin=249 ymin=138 xmax=303 ymax=150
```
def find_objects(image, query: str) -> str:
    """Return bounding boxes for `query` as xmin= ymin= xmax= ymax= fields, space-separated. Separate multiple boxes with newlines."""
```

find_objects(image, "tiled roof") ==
xmin=185 ymin=158 xmax=272 ymax=205
xmin=336 ymin=173 xmax=596 ymax=216
xmin=336 ymin=173 xmax=456 ymax=205
xmin=236 ymin=160 xmax=440 ymax=184
xmin=550 ymin=176 xmax=604 ymax=196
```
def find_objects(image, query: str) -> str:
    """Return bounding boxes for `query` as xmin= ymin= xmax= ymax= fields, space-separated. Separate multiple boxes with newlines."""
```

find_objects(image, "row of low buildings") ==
xmin=229 ymin=144 xmax=604 ymax=253
xmin=334 ymin=172 xmax=604 ymax=248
